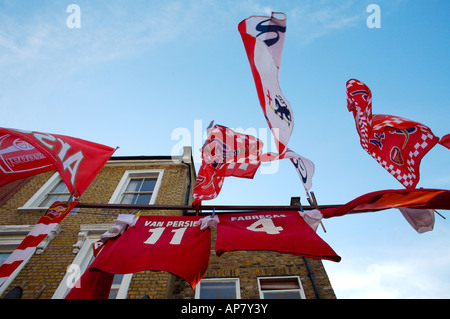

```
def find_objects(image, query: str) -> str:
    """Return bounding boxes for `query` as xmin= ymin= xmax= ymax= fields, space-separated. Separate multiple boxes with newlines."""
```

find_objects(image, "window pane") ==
xmin=263 ymin=291 xmax=301 ymax=299
xmin=140 ymin=179 xmax=156 ymax=192
xmin=199 ymin=281 xmax=237 ymax=299
xmin=39 ymin=194 xmax=70 ymax=207
xmin=112 ymin=274 xmax=124 ymax=285
xmin=260 ymin=277 xmax=300 ymax=290
xmin=120 ymin=194 xmax=138 ymax=205
xmin=134 ymin=194 xmax=151 ymax=205
xmin=0 ymin=253 xmax=10 ymax=266
xmin=51 ymin=180 xmax=69 ymax=194
xmin=125 ymin=179 xmax=142 ymax=192
xmin=109 ymin=288 xmax=119 ymax=299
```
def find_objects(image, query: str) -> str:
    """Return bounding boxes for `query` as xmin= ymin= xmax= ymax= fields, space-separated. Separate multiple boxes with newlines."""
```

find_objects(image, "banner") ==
xmin=0 ymin=201 xmax=78 ymax=287
xmin=87 ymin=216 xmax=210 ymax=290
xmin=215 ymin=211 xmax=341 ymax=262
xmin=0 ymin=127 xmax=117 ymax=197
xmin=321 ymin=188 xmax=450 ymax=218
xmin=346 ymin=79 xmax=444 ymax=189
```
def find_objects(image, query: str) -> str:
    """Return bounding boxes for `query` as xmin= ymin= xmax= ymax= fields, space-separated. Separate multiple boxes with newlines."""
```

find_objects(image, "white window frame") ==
xmin=109 ymin=169 xmax=164 ymax=205
xmin=0 ymin=225 xmax=34 ymax=296
xmin=257 ymin=276 xmax=306 ymax=299
xmin=19 ymin=172 xmax=69 ymax=211
xmin=52 ymin=226 xmax=133 ymax=299
xmin=195 ymin=278 xmax=241 ymax=299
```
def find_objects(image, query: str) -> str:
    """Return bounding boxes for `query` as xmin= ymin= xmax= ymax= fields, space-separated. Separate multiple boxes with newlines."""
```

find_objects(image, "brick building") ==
xmin=0 ymin=146 xmax=336 ymax=299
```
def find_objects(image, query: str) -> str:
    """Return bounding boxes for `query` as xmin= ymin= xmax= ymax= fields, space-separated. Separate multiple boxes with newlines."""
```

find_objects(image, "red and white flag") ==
xmin=346 ymin=79 xmax=446 ymax=189
xmin=0 ymin=201 xmax=78 ymax=287
xmin=321 ymin=188 xmax=450 ymax=218
xmin=192 ymin=124 xmax=263 ymax=205
xmin=239 ymin=12 xmax=292 ymax=155
xmin=239 ymin=13 xmax=315 ymax=191
xmin=0 ymin=127 xmax=117 ymax=197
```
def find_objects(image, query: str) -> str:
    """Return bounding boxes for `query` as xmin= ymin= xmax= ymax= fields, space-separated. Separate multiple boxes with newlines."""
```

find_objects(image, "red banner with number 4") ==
xmin=215 ymin=211 xmax=341 ymax=262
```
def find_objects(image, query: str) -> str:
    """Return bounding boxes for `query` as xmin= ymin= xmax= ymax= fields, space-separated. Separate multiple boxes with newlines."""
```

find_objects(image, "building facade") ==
xmin=0 ymin=147 xmax=335 ymax=299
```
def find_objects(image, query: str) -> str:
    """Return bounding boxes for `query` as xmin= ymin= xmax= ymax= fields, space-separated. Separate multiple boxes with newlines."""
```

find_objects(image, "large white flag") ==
xmin=238 ymin=12 xmax=292 ymax=154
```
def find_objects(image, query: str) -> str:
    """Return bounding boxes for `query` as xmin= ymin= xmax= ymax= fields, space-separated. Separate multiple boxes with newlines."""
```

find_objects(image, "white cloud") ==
xmin=288 ymin=1 xmax=363 ymax=45
xmin=327 ymin=234 xmax=450 ymax=299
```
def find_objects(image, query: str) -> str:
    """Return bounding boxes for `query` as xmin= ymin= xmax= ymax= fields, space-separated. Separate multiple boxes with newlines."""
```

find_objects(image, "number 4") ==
xmin=246 ymin=218 xmax=283 ymax=235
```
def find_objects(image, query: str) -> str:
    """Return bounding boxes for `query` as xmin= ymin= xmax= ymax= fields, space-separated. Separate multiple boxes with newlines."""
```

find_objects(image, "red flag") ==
xmin=321 ymin=188 xmax=450 ymax=218
xmin=0 ymin=201 xmax=78 ymax=287
xmin=346 ymin=79 xmax=442 ymax=189
xmin=216 ymin=211 xmax=340 ymax=262
xmin=192 ymin=124 xmax=262 ymax=205
xmin=0 ymin=128 xmax=117 ymax=197
xmin=88 ymin=216 xmax=210 ymax=290
xmin=439 ymin=134 xmax=450 ymax=150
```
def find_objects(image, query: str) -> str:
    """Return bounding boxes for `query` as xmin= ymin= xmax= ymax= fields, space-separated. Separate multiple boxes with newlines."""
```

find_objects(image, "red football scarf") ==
xmin=215 ymin=211 xmax=341 ymax=262
xmin=0 ymin=201 xmax=78 ymax=287
xmin=85 ymin=216 xmax=210 ymax=291
xmin=346 ymin=79 xmax=445 ymax=189
xmin=321 ymin=188 xmax=450 ymax=218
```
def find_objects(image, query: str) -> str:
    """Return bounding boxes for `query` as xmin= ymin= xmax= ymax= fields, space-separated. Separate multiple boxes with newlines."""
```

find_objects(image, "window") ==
xmin=38 ymin=179 xmax=70 ymax=207
xmin=258 ymin=276 xmax=306 ymax=299
xmin=0 ymin=225 xmax=34 ymax=296
xmin=109 ymin=170 xmax=164 ymax=205
xmin=195 ymin=278 xmax=240 ymax=299
xmin=120 ymin=178 xmax=156 ymax=205
xmin=20 ymin=172 xmax=70 ymax=210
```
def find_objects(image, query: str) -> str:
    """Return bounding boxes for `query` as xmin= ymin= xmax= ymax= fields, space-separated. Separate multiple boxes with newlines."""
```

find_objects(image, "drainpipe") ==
xmin=181 ymin=147 xmax=194 ymax=214
xmin=303 ymin=257 xmax=321 ymax=299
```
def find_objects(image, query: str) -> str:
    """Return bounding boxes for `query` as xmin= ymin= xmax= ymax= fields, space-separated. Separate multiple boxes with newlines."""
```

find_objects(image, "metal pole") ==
xmin=75 ymin=202 xmax=340 ymax=213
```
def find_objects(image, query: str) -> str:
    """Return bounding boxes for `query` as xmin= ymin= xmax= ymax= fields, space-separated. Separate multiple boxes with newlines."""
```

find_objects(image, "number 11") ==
xmin=144 ymin=227 xmax=187 ymax=245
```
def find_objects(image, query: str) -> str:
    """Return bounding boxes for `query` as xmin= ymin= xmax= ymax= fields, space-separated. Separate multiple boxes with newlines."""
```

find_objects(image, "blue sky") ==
xmin=1 ymin=0 xmax=449 ymax=298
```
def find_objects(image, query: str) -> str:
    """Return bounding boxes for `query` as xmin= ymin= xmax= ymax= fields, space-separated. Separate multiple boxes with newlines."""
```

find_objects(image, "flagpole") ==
xmin=75 ymin=202 xmax=340 ymax=213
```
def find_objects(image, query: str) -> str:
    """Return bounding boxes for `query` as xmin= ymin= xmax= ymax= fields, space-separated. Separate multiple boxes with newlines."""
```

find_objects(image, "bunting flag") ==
xmin=0 ymin=201 xmax=78 ymax=287
xmin=238 ymin=12 xmax=292 ymax=155
xmin=192 ymin=124 xmax=263 ymax=205
xmin=346 ymin=79 xmax=445 ymax=189
xmin=215 ymin=211 xmax=341 ymax=262
xmin=321 ymin=188 xmax=450 ymax=218
xmin=262 ymin=149 xmax=315 ymax=191
xmin=439 ymin=134 xmax=450 ymax=150
xmin=0 ymin=127 xmax=117 ymax=197
xmin=85 ymin=216 xmax=210 ymax=291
